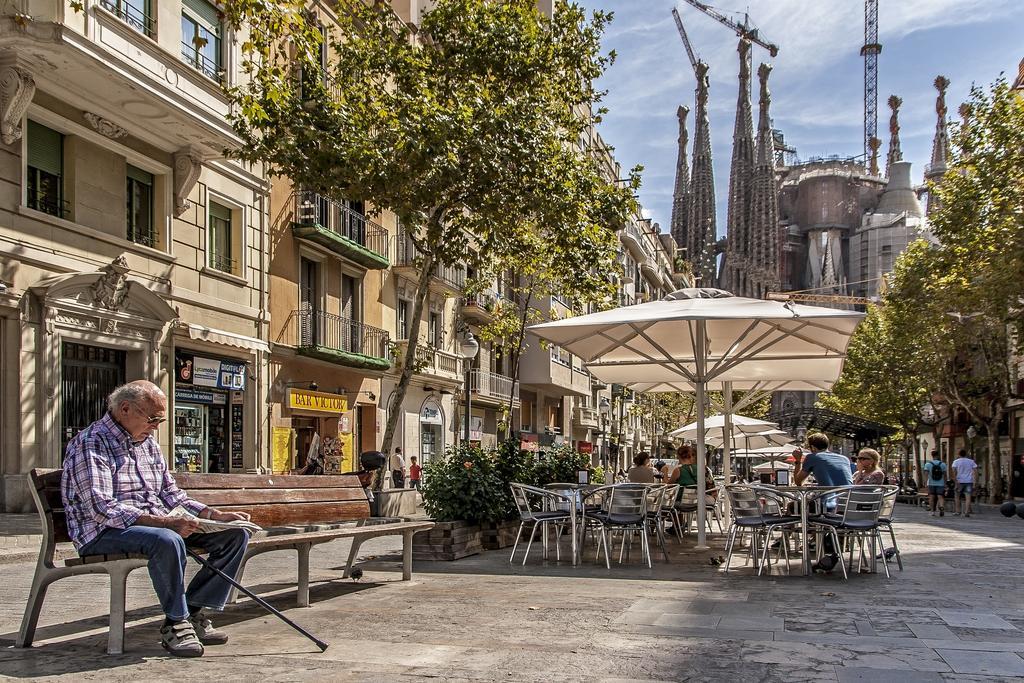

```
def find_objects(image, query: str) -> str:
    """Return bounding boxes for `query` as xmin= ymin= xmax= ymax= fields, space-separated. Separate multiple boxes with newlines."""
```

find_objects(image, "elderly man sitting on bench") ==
xmin=62 ymin=380 xmax=251 ymax=657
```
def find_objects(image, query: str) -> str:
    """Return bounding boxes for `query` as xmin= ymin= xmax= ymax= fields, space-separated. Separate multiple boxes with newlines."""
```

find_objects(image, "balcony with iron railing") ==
xmin=128 ymin=224 xmax=158 ymax=249
xmin=180 ymin=42 xmax=222 ymax=82
xmin=291 ymin=191 xmax=389 ymax=269
xmin=470 ymin=369 xmax=519 ymax=406
xmin=27 ymin=187 xmax=70 ymax=219
xmin=391 ymin=234 xmax=465 ymax=296
xmin=460 ymin=290 xmax=498 ymax=323
xmin=293 ymin=308 xmax=391 ymax=371
xmin=99 ymin=0 xmax=154 ymax=37
xmin=392 ymin=340 xmax=462 ymax=383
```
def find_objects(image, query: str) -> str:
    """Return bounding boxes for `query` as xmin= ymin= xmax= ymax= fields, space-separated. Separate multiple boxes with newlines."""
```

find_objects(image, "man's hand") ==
xmin=165 ymin=517 xmax=201 ymax=537
xmin=208 ymin=509 xmax=251 ymax=522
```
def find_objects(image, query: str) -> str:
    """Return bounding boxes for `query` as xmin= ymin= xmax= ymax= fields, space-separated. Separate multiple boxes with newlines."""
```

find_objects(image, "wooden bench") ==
xmin=17 ymin=469 xmax=434 ymax=655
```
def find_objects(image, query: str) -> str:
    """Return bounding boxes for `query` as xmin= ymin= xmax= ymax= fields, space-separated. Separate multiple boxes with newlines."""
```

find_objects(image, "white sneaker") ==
xmin=931 ymin=511 xmax=937 ymax=517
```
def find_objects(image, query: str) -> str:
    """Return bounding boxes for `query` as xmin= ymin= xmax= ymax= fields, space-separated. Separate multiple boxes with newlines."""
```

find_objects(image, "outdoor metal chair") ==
xmin=581 ymin=484 xmax=652 ymax=569
xmin=643 ymin=484 xmax=671 ymax=562
xmin=675 ymin=486 xmax=723 ymax=534
xmin=723 ymin=485 xmax=800 ymax=575
xmin=877 ymin=485 xmax=903 ymax=571
xmin=508 ymin=483 xmax=576 ymax=565
xmin=808 ymin=486 xmax=889 ymax=579
xmin=658 ymin=484 xmax=684 ymax=541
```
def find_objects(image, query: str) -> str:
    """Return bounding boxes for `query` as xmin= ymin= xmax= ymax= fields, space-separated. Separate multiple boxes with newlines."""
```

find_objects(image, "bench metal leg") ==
xmin=107 ymin=566 xmax=132 ymax=655
xmin=296 ymin=544 xmax=311 ymax=607
xmin=402 ymin=530 xmax=413 ymax=581
xmin=343 ymin=538 xmax=365 ymax=579
xmin=16 ymin=567 xmax=53 ymax=649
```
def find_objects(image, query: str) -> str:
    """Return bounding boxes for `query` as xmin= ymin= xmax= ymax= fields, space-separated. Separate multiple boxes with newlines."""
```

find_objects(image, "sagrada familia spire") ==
xmin=686 ymin=62 xmax=718 ymax=284
xmin=924 ymin=76 xmax=951 ymax=215
xmin=669 ymin=105 xmax=690 ymax=255
xmin=722 ymin=39 xmax=756 ymax=295
xmin=748 ymin=63 xmax=780 ymax=296
xmin=886 ymin=94 xmax=903 ymax=178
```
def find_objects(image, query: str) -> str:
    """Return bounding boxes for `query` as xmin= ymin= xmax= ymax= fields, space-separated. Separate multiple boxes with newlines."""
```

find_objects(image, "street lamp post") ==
xmin=459 ymin=332 xmax=480 ymax=446
xmin=599 ymin=397 xmax=611 ymax=481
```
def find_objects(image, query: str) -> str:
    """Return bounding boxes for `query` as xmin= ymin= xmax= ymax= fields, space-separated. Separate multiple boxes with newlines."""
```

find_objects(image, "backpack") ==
xmin=929 ymin=460 xmax=944 ymax=482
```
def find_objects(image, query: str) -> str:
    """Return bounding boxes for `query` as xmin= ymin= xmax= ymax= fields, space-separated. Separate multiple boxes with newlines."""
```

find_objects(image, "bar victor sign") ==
xmin=288 ymin=389 xmax=348 ymax=414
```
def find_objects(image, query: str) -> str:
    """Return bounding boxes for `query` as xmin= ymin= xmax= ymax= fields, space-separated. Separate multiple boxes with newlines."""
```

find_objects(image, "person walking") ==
xmin=389 ymin=447 xmax=406 ymax=489
xmin=408 ymin=455 xmax=422 ymax=491
xmin=951 ymin=448 xmax=979 ymax=517
xmin=923 ymin=450 xmax=947 ymax=517
xmin=62 ymin=380 xmax=251 ymax=657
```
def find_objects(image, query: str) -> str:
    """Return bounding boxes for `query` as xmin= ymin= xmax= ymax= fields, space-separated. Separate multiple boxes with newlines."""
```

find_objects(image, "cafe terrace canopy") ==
xmin=528 ymin=288 xmax=864 ymax=548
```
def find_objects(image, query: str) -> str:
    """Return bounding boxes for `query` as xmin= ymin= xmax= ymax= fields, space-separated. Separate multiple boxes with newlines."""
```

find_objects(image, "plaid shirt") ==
xmin=61 ymin=412 xmax=207 ymax=550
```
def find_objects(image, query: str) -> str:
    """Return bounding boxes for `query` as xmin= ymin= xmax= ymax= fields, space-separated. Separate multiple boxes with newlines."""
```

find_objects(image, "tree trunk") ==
xmin=502 ymin=286 xmax=534 ymax=443
xmin=986 ymin=411 xmax=1003 ymax=502
xmin=378 ymin=214 xmax=444 ymax=488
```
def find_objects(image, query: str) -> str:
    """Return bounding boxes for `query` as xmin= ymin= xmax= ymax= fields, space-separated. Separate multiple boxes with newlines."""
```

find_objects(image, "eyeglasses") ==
xmin=130 ymin=403 xmax=167 ymax=426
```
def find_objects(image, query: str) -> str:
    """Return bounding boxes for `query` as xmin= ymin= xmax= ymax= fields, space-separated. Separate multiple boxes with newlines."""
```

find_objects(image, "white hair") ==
xmin=107 ymin=381 xmax=165 ymax=413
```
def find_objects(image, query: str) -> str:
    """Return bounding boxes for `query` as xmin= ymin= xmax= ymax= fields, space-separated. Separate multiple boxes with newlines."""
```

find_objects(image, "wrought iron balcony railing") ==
xmin=293 ymin=191 xmax=389 ymax=261
xmin=296 ymin=309 xmax=389 ymax=361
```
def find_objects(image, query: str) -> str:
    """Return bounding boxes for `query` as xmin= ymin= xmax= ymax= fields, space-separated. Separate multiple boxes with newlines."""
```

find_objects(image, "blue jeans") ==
xmin=80 ymin=526 xmax=249 ymax=622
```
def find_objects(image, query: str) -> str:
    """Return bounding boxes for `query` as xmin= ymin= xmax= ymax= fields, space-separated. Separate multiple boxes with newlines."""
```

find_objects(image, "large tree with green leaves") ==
xmin=222 ymin=0 xmax=639 ymax=466
xmin=817 ymin=303 xmax=931 ymax=473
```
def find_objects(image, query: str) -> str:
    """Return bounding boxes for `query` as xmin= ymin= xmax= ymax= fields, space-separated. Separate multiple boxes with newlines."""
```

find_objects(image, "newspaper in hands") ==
xmin=167 ymin=506 xmax=263 ymax=534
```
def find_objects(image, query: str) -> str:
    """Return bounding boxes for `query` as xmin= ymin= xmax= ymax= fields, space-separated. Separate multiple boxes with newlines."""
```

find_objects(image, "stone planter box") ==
xmin=374 ymin=489 xmax=418 ymax=517
xmin=412 ymin=520 xmax=482 ymax=561
xmin=480 ymin=519 xmax=521 ymax=550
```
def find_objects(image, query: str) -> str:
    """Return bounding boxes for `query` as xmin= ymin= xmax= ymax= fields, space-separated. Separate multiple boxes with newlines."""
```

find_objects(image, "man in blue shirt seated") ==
xmin=794 ymin=432 xmax=853 ymax=573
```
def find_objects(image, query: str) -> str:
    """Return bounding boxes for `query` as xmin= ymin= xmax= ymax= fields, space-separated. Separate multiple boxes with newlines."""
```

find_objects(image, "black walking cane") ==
xmin=185 ymin=549 xmax=328 ymax=652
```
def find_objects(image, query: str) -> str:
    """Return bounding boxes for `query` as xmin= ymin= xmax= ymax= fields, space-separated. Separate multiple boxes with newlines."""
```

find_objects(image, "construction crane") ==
xmin=861 ymin=0 xmax=882 ymax=159
xmin=679 ymin=0 xmax=779 ymax=59
xmin=670 ymin=7 xmax=699 ymax=73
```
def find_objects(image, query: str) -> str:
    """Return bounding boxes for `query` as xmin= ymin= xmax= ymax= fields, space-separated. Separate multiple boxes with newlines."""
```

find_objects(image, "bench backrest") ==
xmin=28 ymin=469 xmax=372 ymax=545
xmin=174 ymin=473 xmax=370 ymax=527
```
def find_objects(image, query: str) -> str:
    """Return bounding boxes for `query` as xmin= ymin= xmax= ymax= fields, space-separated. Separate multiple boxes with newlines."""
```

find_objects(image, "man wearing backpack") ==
xmin=923 ymin=449 xmax=947 ymax=517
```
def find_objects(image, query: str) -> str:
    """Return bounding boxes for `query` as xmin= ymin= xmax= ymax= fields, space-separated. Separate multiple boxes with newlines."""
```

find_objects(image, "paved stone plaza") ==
xmin=1 ymin=503 xmax=1023 ymax=681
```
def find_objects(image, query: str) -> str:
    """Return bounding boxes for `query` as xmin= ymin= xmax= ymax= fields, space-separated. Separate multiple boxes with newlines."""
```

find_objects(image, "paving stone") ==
xmin=937 ymin=611 xmax=1017 ymax=629
xmin=907 ymin=623 xmax=958 ymax=640
xmin=937 ymin=650 xmax=1024 ymax=676
xmin=836 ymin=667 xmax=944 ymax=682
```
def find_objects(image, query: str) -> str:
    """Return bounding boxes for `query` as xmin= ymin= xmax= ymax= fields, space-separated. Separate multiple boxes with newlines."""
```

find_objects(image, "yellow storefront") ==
xmin=272 ymin=388 xmax=355 ymax=474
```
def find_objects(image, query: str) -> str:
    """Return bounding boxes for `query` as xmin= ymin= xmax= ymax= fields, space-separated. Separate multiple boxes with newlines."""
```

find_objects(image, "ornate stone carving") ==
xmin=84 ymin=112 xmax=128 ymax=139
xmin=55 ymin=312 xmax=99 ymax=330
xmin=0 ymin=64 xmax=35 ymax=145
xmin=173 ymin=148 xmax=204 ymax=216
xmin=90 ymin=256 xmax=131 ymax=312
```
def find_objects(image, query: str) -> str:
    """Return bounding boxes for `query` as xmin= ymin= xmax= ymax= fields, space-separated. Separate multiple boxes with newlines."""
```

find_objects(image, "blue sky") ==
xmin=580 ymin=0 xmax=1024 ymax=236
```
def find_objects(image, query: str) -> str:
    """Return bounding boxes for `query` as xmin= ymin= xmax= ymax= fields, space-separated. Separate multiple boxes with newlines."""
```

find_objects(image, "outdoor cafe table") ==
xmin=770 ymin=485 xmax=852 ymax=576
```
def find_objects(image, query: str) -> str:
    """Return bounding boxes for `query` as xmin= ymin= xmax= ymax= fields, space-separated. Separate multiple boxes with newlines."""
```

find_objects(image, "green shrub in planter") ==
xmin=492 ymin=438 xmax=536 ymax=518
xmin=421 ymin=444 xmax=506 ymax=524
xmin=533 ymin=443 xmax=594 ymax=486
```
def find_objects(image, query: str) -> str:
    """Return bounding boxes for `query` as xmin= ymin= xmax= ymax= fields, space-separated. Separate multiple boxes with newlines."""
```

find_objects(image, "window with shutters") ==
xmin=208 ymin=200 xmax=236 ymax=274
xmin=181 ymin=0 xmax=222 ymax=81
xmin=26 ymin=121 xmax=66 ymax=218
xmin=428 ymin=311 xmax=441 ymax=348
xmin=126 ymin=165 xmax=155 ymax=247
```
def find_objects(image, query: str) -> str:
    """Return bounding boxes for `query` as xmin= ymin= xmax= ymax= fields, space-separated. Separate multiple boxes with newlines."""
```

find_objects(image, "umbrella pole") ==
xmin=695 ymin=322 xmax=708 ymax=550
xmin=722 ymin=382 xmax=733 ymax=487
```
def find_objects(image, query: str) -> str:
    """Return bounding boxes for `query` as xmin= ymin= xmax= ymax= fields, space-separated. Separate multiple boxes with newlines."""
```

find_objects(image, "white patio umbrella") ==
xmin=752 ymin=460 xmax=793 ymax=471
xmin=670 ymin=414 xmax=776 ymax=439
xmin=528 ymin=287 xmax=864 ymax=548
xmin=730 ymin=445 xmax=808 ymax=458
xmin=706 ymin=429 xmax=793 ymax=450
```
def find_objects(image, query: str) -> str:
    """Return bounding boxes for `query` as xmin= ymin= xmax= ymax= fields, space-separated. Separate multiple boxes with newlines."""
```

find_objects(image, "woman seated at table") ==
xmin=627 ymin=452 xmax=657 ymax=483
xmin=667 ymin=446 xmax=717 ymax=503
xmin=852 ymin=447 xmax=886 ymax=485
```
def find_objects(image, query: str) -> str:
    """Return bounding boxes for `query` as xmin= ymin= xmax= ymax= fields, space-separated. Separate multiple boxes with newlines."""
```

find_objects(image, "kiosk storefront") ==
xmin=173 ymin=350 xmax=247 ymax=473
xmin=283 ymin=388 xmax=355 ymax=473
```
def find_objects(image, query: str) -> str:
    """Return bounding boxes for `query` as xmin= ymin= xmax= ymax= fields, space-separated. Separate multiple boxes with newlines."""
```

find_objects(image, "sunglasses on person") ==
xmin=130 ymin=403 xmax=167 ymax=426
